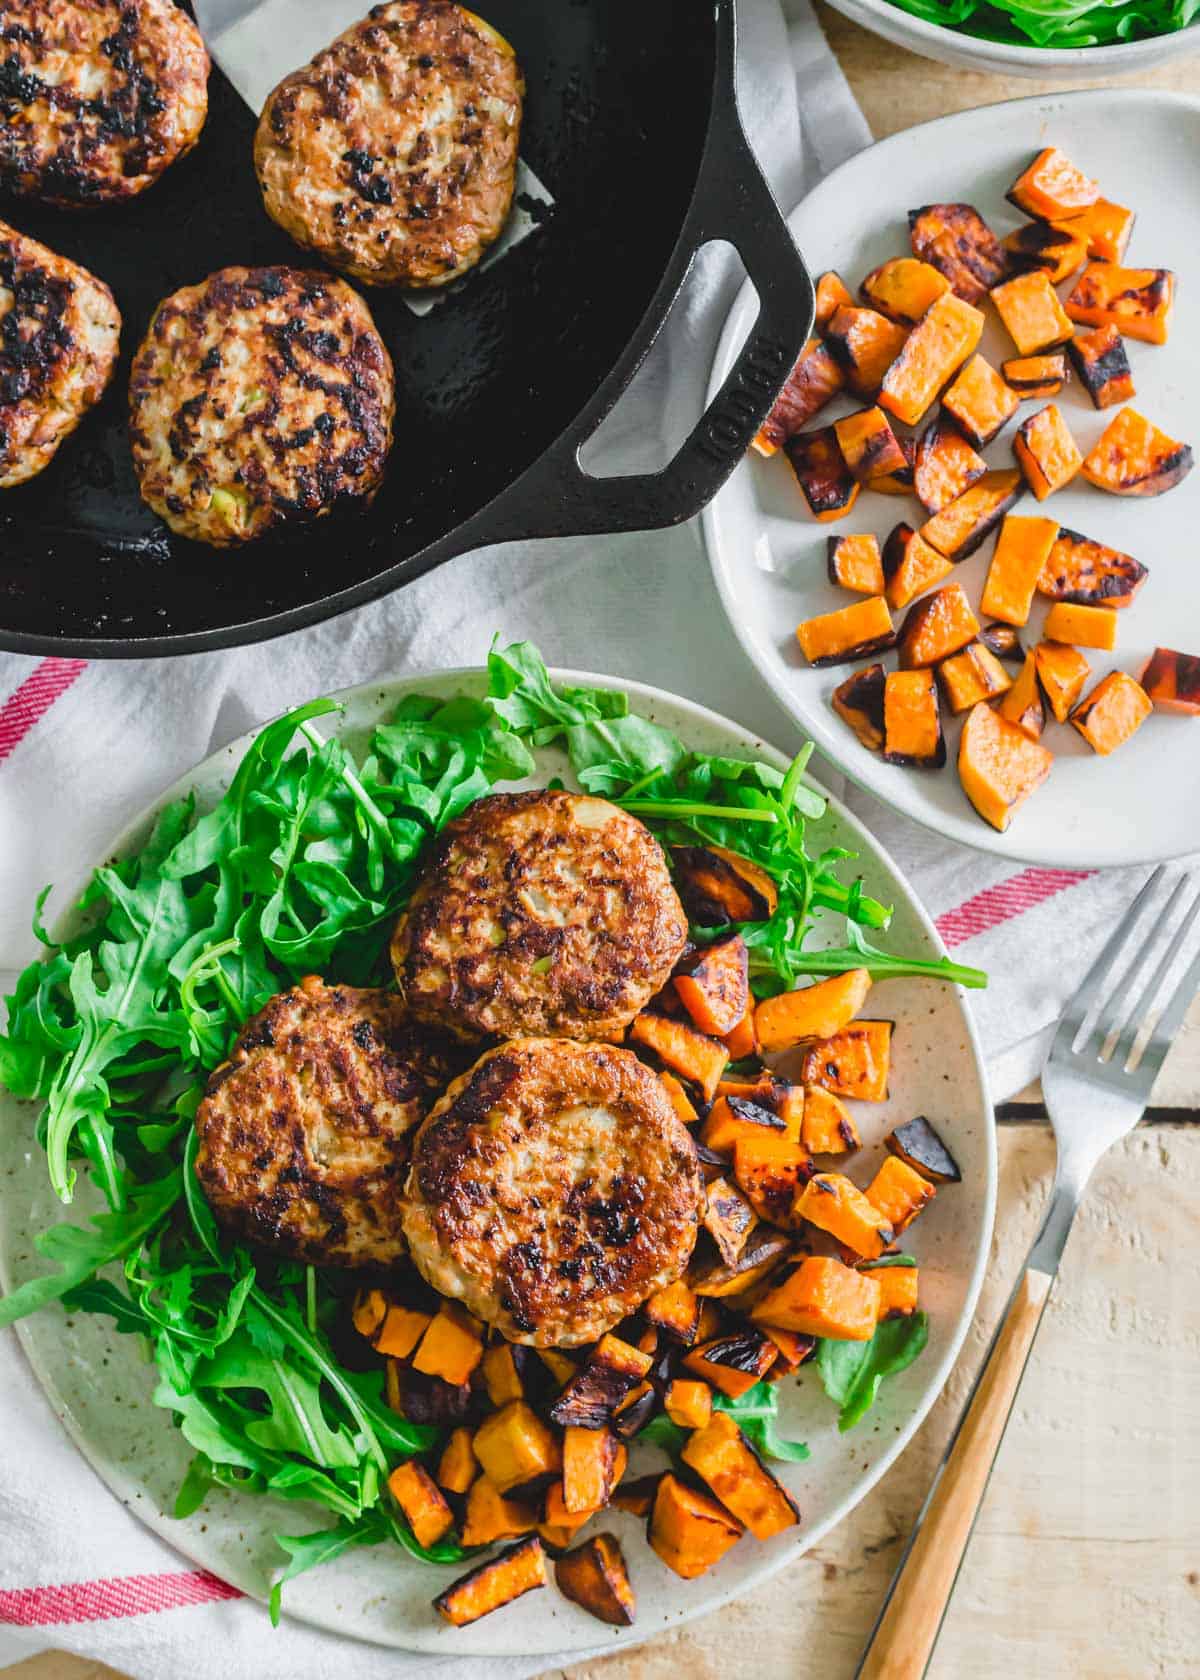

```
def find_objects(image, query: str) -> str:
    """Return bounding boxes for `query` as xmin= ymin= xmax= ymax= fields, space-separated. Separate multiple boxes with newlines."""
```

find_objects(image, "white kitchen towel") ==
xmin=0 ymin=1 xmax=1177 ymax=1677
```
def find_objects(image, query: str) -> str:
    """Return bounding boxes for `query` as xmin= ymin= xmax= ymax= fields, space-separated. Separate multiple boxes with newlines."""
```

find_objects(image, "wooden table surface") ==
xmin=7 ymin=15 xmax=1200 ymax=1680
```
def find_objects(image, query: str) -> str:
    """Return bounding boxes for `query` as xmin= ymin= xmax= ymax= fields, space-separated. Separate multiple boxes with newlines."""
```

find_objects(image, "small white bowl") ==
xmin=825 ymin=0 xmax=1200 ymax=77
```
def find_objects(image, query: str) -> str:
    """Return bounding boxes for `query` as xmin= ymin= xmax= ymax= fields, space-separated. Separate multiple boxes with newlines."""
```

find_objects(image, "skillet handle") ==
xmin=465 ymin=0 xmax=813 ymax=543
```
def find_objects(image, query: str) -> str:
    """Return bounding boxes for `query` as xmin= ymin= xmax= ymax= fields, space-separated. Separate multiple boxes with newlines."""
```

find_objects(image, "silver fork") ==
xmin=856 ymin=865 xmax=1200 ymax=1680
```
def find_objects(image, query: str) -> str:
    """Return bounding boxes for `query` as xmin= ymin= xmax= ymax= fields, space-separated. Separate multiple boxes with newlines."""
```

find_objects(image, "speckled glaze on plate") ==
xmin=0 ymin=670 xmax=995 ymax=1658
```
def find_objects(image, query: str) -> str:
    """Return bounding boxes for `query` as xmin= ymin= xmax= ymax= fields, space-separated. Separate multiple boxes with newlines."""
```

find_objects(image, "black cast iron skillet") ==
xmin=0 ymin=0 xmax=813 ymax=658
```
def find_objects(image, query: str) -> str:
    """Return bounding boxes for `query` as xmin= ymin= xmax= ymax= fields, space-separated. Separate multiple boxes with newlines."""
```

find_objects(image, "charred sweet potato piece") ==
xmin=796 ymin=594 xmax=896 ymax=667
xmin=1035 ymin=641 xmax=1090 ymax=723
xmin=938 ymin=642 xmax=1012 ymax=714
xmin=761 ymin=1324 xmax=817 ymax=1373
xmin=1070 ymin=671 xmax=1152 ymax=755
xmin=1067 ymin=326 xmax=1134 ymax=411
xmin=815 ymin=269 xmax=855 ymax=329
xmin=1052 ymin=198 xmax=1134 ymax=264
xmin=884 ymin=668 xmax=945 ymax=767
xmin=482 ymin=1342 xmax=527 ymax=1408
xmin=991 ymin=270 xmax=1074 ymax=356
xmin=657 ymin=1070 xmax=698 ymax=1126
xmin=675 ymin=935 xmax=750 ymax=1039
xmin=437 ymin=1427 xmax=478 ymax=1495
xmin=1081 ymin=406 xmax=1194 ymax=497
xmin=412 ymin=1302 xmax=484 ymax=1386
xmin=776 ymin=1084 xmax=806 ymax=1143
xmin=981 ymin=514 xmax=1059 ymax=627
xmin=755 ymin=968 xmax=872 ymax=1052
xmin=865 ymin=1155 xmax=937 ymax=1235
xmin=537 ymin=1347 xmax=578 ymax=1388
xmin=1065 ymin=264 xmax=1174 ymax=345
xmin=752 ymin=338 xmax=845 ymax=457
xmin=909 ymin=203 xmax=1007 ymax=305
xmin=672 ymin=844 xmax=779 ymax=926
xmin=1044 ymin=601 xmax=1117 ymax=651
xmin=800 ymin=1019 xmax=892 ymax=1102
xmin=881 ymin=522 xmax=954 ymax=611
xmin=1001 ymin=353 xmax=1067 ymax=398
xmin=435 ymin=1536 xmax=547 ymax=1626
xmin=1037 ymin=527 xmax=1147 ymax=607
xmin=683 ymin=1330 xmax=778 ymax=1397
xmin=611 ymin=1382 xmax=658 ymax=1440
xmin=1139 ymin=647 xmax=1200 ymax=715
xmin=550 ymin=1336 xmax=653 ymax=1429
xmin=628 ymin=1012 xmax=729 ymax=1101
xmin=460 ymin=1476 xmax=539 ymax=1548
xmin=555 ymin=1534 xmax=636 ymax=1626
xmin=872 ymin=1264 xmax=921 ymax=1319
xmin=374 ymin=1303 xmax=432 ymax=1360
xmin=734 ymin=1135 xmax=813 ymax=1227
xmin=562 ymin=1426 xmax=625 ymax=1513
xmin=703 ymin=1177 xmax=758 ymax=1268
xmin=611 ymin=1475 xmax=660 ymax=1518
xmin=689 ymin=1227 xmax=794 ymax=1299
xmin=860 ymin=255 xmax=950 ymax=324
xmin=1002 ymin=221 xmax=1087 ymax=285
xmin=539 ymin=1482 xmax=598 ymax=1550
xmin=824 ymin=304 xmax=909 ymax=396
xmin=878 ymin=292 xmax=984 ymax=427
xmin=871 ymin=432 xmax=917 ymax=495
xmin=644 ymin=1279 xmax=702 ymax=1344
xmin=650 ymin=1473 xmax=744 ymax=1579
xmin=941 ymin=353 xmax=1019 ymax=449
xmin=887 ymin=1114 xmax=962 ymax=1183
xmin=682 ymin=1410 xmax=799 ymax=1541
xmin=801 ymin=1084 xmax=860 ymax=1154
xmin=913 ymin=416 xmax=987 ymax=514
xmin=389 ymin=1461 xmax=455 ymax=1548
xmin=898 ymin=583 xmax=981 ymax=669
xmin=996 ymin=650 xmax=1045 ymax=739
xmin=475 ymin=1400 xmax=562 ymax=1495
xmin=832 ymin=661 xmax=886 ymax=751
xmin=979 ymin=622 xmax=1024 ymax=663
xmin=1007 ymin=147 xmax=1099 ymax=220
xmin=794 ymin=1172 xmax=894 ymax=1259
xmin=784 ymin=425 xmax=859 ymax=522
xmin=702 ymin=1093 xmax=786 ymax=1155
xmin=958 ymin=700 xmax=1052 ymax=832
xmin=920 ymin=470 xmax=1023 ymax=560
xmin=827 ymin=533 xmax=885 ymax=595
xmin=834 ymin=407 xmax=908 ymax=483
xmin=1013 ymin=404 xmax=1083 ymax=501
xmin=665 ymin=1378 xmax=713 ymax=1431
xmin=752 ymin=1254 xmax=881 ymax=1339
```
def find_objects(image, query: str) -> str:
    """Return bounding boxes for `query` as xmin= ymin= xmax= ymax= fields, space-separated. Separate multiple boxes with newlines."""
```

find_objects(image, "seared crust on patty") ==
xmin=254 ymin=1 xmax=522 ymax=289
xmin=0 ymin=0 xmax=209 ymax=207
xmin=194 ymin=976 xmax=462 ymax=1269
xmin=402 ymin=1038 xmax=703 ymax=1345
xmin=0 ymin=217 xmax=120 ymax=487
xmin=128 ymin=265 xmax=395 ymax=546
xmin=391 ymin=790 xmax=689 ymax=1043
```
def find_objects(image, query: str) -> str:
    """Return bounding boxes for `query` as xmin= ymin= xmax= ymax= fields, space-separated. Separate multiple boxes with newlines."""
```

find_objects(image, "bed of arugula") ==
xmin=0 ymin=641 xmax=983 ymax=1622
xmin=884 ymin=0 xmax=1198 ymax=48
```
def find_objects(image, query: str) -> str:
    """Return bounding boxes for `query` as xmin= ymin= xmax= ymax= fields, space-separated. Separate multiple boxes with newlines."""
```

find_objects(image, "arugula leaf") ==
xmin=268 ymin=1511 xmax=391 ymax=1626
xmin=712 ymin=1383 xmax=810 ymax=1463
xmin=816 ymin=1313 xmax=930 ymax=1432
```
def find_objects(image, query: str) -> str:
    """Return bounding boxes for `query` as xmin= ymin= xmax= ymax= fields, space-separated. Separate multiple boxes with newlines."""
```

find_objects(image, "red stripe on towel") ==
xmin=0 ymin=658 xmax=88 ymax=763
xmin=0 ymin=1569 xmax=242 ymax=1625
xmin=936 ymin=867 xmax=1096 ymax=947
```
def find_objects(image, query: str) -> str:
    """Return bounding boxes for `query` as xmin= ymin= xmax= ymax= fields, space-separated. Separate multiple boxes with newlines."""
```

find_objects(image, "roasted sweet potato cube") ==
xmin=958 ymin=700 xmax=1052 ymax=832
xmin=1052 ymin=198 xmax=1134 ymax=264
xmin=796 ymin=594 xmax=896 ymax=667
xmin=675 ymin=935 xmax=749 ymax=1039
xmin=715 ymin=1072 xmax=787 ymax=1106
xmin=801 ymin=1084 xmax=861 ymax=1154
xmin=920 ymin=470 xmax=1023 ymax=560
xmin=887 ymin=1115 xmax=961 ymax=1183
xmin=878 ymin=292 xmax=984 ymax=427
xmin=981 ymin=514 xmax=1059 ymax=627
xmin=412 ymin=1302 xmax=483 ymax=1385
xmin=898 ymin=583 xmax=981 ymax=669
xmin=1068 ymin=326 xmax=1134 ymax=410
xmin=481 ymin=1342 xmax=527 ymax=1408
xmin=881 ymin=523 xmax=954 ymax=611
xmin=860 ymin=255 xmax=950 ymax=324
xmin=835 ymin=407 xmax=908 ymax=483
xmin=550 ymin=1336 xmax=653 ymax=1429
xmin=1014 ymin=404 xmax=1082 ymax=501
xmin=752 ymin=1254 xmax=881 ymax=1339
xmin=611 ymin=1382 xmax=657 ymax=1438
xmin=996 ymin=650 xmax=1045 ymax=740
xmin=871 ymin=432 xmax=917 ymax=495
xmin=644 ymin=1279 xmax=702 ymax=1344
xmin=374 ymin=1302 xmax=432 ymax=1359
xmin=794 ymin=1173 xmax=894 ymax=1259
xmin=1037 ymin=527 xmax=1147 ymax=608
xmin=824 ymin=304 xmax=909 ymax=396
xmin=1139 ymin=648 xmax=1200 ymax=716
xmin=941 ymin=353 xmax=1019 ymax=449
xmin=938 ymin=643 xmax=1012 ymax=714
xmin=351 ymin=1287 xmax=388 ymax=1341
xmin=723 ymin=1005 xmax=757 ymax=1061
xmin=437 ymin=1426 xmax=478 ymax=1495
xmin=734 ymin=1134 xmax=813 ymax=1227
xmin=884 ymin=668 xmax=945 ymax=767
xmin=784 ymin=424 xmax=859 ymax=521
xmin=682 ymin=1410 xmax=799 ymax=1541
xmin=704 ymin=1177 xmax=758 ymax=1267
xmin=865 ymin=1155 xmax=937 ymax=1234
xmin=991 ymin=270 xmax=1074 ymax=356
xmin=435 ymin=1536 xmax=546 ymax=1626
xmin=752 ymin=338 xmax=845 ymax=457
xmin=1007 ymin=147 xmax=1099 ymax=220
xmin=1044 ymin=601 xmax=1117 ymax=651
xmin=1002 ymin=221 xmax=1087 ymax=285
xmin=555 ymin=1534 xmax=636 ymax=1626
xmin=1080 ymin=406 xmax=1194 ymax=497
xmin=801 ymin=1019 xmax=892 ymax=1102
xmin=460 ymin=1476 xmax=539 ymax=1547
xmin=1001 ymin=353 xmax=1068 ymax=398
xmin=913 ymin=416 xmax=987 ymax=515
xmin=650 ymin=1473 xmax=744 ymax=1579
xmin=755 ymin=968 xmax=872 ymax=1052
xmin=872 ymin=1263 xmax=921 ymax=1319
xmin=1065 ymin=264 xmax=1174 ymax=345
xmin=562 ymin=1426 xmax=625 ymax=1514
xmin=979 ymin=622 xmax=1024 ymax=663
xmin=538 ymin=1481 xmax=597 ymax=1550
xmin=537 ymin=1347 xmax=578 ymax=1388
xmin=389 ymin=1461 xmax=455 ymax=1548
xmin=689 ymin=1227 xmax=794 ymax=1299
xmin=827 ymin=533 xmax=886 ymax=596
xmin=761 ymin=1324 xmax=817 ymax=1372
xmin=815 ymin=269 xmax=855 ymax=329
xmin=628 ymin=1011 xmax=729 ymax=1101
xmin=909 ymin=203 xmax=1007 ymax=304
xmin=776 ymin=1083 xmax=806 ymax=1144
xmin=682 ymin=1330 xmax=778 ymax=1397
xmin=474 ymin=1400 xmax=562 ymax=1495
xmin=1070 ymin=671 xmax=1152 ymax=755
xmin=1034 ymin=641 xmax=1090 ymax=722
xmin=664 ymin=1378 xmax=714 ymax=1432
xmin=672 ymin=844 xmax=778 ymax=926
xmin=611 ymin=1474 xmax=661 ymax=1518
xmin=701 ymin=1093 xmax=786 ymax=1155
xmin=832 ymin=661 xmax=886 ymax=751
xmin=657 ymin=1069 xmax=698 ymax=1126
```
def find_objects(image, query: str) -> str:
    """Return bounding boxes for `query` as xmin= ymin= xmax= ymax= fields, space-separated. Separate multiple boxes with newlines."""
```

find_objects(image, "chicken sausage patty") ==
xmin=401 ymin=1038 xmax=703 ymax=1346
xmin=0 ymin=218 xmax=120 ymax=487
xmin=194 ymin=976 xmax=462 ymax=1269
xmin=254 ymin=0 xmax=522 ymax=289
xmin=0 ymin=0 xmax=209 ymax=207
xmin=391 ymin=789 xmax=689 ymax=1043
xmin=128 ymin=265 xmax=394 ymax=546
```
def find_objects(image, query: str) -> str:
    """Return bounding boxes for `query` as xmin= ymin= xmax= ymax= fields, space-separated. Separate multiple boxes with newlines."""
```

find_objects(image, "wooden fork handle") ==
xmin=857 ymin=1265 xmax=1054 ymax=1680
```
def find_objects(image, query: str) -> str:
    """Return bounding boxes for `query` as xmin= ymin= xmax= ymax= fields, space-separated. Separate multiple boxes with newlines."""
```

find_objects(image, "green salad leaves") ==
xmin=883 ymin=0 xmax=1198 ymax=50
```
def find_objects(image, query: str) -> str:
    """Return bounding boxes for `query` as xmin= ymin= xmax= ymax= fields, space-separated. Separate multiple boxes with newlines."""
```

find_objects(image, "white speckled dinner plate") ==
xmin=0 ymin=669 xmax=994 ymax=1657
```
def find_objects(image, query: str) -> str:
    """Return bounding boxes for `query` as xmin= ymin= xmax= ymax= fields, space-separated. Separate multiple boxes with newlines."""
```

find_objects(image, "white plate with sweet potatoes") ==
xmin=704 ymin=89 xmax=1200 ymax=866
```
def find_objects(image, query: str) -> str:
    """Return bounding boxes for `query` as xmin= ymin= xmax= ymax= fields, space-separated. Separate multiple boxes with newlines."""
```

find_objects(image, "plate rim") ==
xmin=3 ymin=664 xmax=996 ymax=1657
xmin=702 ymin=85 xmax=1200 ymax=871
